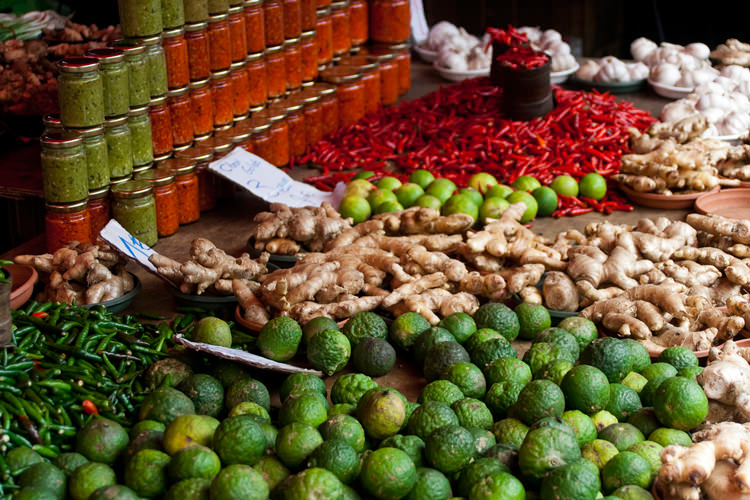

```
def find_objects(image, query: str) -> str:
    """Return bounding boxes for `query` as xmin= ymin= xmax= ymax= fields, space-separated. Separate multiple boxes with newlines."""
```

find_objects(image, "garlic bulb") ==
xmin=696 ymin=92 xmax=732 ymax=111
xmin=684 ymin=42 xmax=710 ymax=60
xmin=712 ymin=76 xmax=739 ymax=93
xmin=542 ymin=39 xmax=570 ymax=55
xmin=595 ymin=56 xmax=629 ymax=82
xmin=539 ymin=29 xmax=562 ymax=46
xmin=576 ymin=60 xmax=600 ymax=80
xmin=660 ymin=100 xmax=698 ymax=122
xmin=436 ymin=49 xmax=468 ymax=71
xmin=551 ymin=53 xmax=576 ymax=72
xmin=466 ymin=45 xmax=491 ymax=70
xmin=702 ymin=107 xmax=726 ymax=123
xmin=718 ymin=110 xmax=750 ymax=135
xmin=650 ymin=63 xmax=681 ymax=86
xmin=627 ymin=62 xmax=649 ymax=80
xmin=631 ymin=37 xmax=657 ymax=61
xmin=721 ymin=64 xmax=750 ymax=83
xmin=425 ymin=21 xmax=460 ymax=51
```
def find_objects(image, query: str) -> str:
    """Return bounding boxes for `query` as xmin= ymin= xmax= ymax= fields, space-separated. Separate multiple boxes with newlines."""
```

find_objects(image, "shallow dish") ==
xmin=570 ymin=76 xmax=647 ymax=93
xmin=247 ymin=239 xmax=299 ymax=268
xmin=648 ymin=79 xmax=694 ymax=99
xmin=550 ymin=63 xmax=579 ymax=84
xmin=706 ymin=133 xmax=742 ymax=142
xmin=5 ymin=264 xmax=38 ymax=309
xmin=414 ymin=45 xmax=438 ymax=63
xmin=169 ymin=287 xmax=237 ymax=311
xmin=83 ymin=274 xmax=141 ymax=314
xmin=433 ymin=61 xmax=490 ymax=82
xmin=619 ymin=184 xmax=718 ymax=209
xmin=694 ymin=188 xmax=750 ymax=219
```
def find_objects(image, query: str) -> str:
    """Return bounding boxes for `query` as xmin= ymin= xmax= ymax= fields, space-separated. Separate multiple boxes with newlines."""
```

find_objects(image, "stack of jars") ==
xmin=42 ymin=44 xmax=157 ymax=252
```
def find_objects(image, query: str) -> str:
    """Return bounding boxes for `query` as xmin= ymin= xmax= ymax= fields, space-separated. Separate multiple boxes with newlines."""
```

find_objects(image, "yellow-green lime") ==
xmin=75 ymin=417 xmax=129 ymax=464
xmin=409 ymin=169 xmax=436 ymax=189
xmin=212 ymin=416 xmax=266 ymax=465
xmin=557 ymin=316 xmax=598 ymax=351
xmin=505 ymin=191 xmax=538 ymax=222
xmin=591 ymin=410 xmax=618 ymax=432
xmin=377 ymin=176 xmax=402 ymax=191
xmin=307 ymin=439 xmax=360 ymax=483
xmin=279 ymin=372 xmax=327 ymax=401
xmin=284 ymin=468 xmax=344 ymax=500
xmin=598 ymin=422 xmax=644 ymax=451
xmin=468 ymin=172 xmax=499 ymax=194
xmin=395 ymin=183 xmax=425 ymax=208
xmin=345 ymin=178 xmax=375 ymax=199
xmin=168 ymin=445 xmax=221 ymax=481
xmin=452 ymin=397 xmax=493 ymax=430
xmin=479 ymin=197 xmax=510 ymax=223
xmin=581 ymin=438 xmax=619 ymax=470
xmin=252 ymin=456 xmax=289 ymax=491
xmin=485 ymin=184 xmax=514 ymax=199
xmin=275 ymin=423 xmax=323 ymax=469
xmin=210 ymin=464 xmax=269 ymax=500
xmin=627 ymin=440 xmax=663 ymax=479
xmin=469 ymin=472 xmax=525 ymax=500
xmin=353 ymin=171 xmax=376 ymax=180
xmin=368 ymin=188 xmax=398 ymax=210
xmin=549 ymin=175 xmax=579 ymax=197
xmin=425 ymin=425 xmax=476 ymax=474
xmin=439 ymin=312 xmax=476 ymax=344
xmin=407 ymin=467 xmax=453 ymax=500
xmin=124 ymin=449 xmax=170 ymax=498
xmin=512 ymin=175 xmax=542 ymax=192
xmin=360 ymin=448 xmax=417 ymax=500
xmin=374 ymin=200 xmax=404 ymax=214
xmin=358 ymin=389 xmax=406 ymax=440
xmin=278 ymin=393 xmax=328 ymax=427
xmin=338 ymin=195 xmax=372 ymax=224
xmin=17 ymin=462 xmax=65 ymax=499
xmin=561 ymin=410 xmax=598 ymax=446
xmin=491 ymin=418 xmax=529 ymax=449
xmin=579 ymin=172 xmax=607 ymax=201
xmin=601 ymin=451 xmax=651 ymax=493
xmin=306 ymin=329 xmax=351 ymax=376
xmin=414 ymin=194 xmax=443 ymax=209
xmin=648 ymin=428 xmax=692 ymax=447
xmin=418 ymin=379 xmax=465 ymax=405
xmin=514 ymin=302 xmax=551 ymax=340
xmin=193 ymin=317 xmax=232 ymax=347
xmin=330 ymin=373 xmax=377 ymax=405
xmin=320 ymin=414 xmax=366 ymax=452
xmin=442 ymin=194 xmax=479 ymax=222
xmin=390 ymin=312 xmax=432 ymax=350
xmin=164 ymin=478 xmax=210 ymax=500
xmin=531 ymin=186 xmax=558 ymax=217
xmin=380 ymin=435 xmax=425 ymax=468
xmin=426 ymin=178 xmax=457 ymax=204
xmin=459 ymin=187 xmax=483 ymax=207
xmin=653 ymin=376 xmax=707 ymax=430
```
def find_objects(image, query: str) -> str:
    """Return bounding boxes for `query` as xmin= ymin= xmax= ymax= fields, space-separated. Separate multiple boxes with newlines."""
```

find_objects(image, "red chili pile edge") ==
xmin=298 ymin=77 xmax=656 ymax=217
xmin=496 ymin=46 xmax=549 ymax=70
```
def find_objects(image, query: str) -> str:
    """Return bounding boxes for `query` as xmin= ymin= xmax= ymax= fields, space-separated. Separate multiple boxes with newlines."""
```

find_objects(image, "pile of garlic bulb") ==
xmin=660 ymin=65 xmax=750 ymax=137
xmin=576 ymin=56 xmax=649 ymax=83
xmin=519 ymin=26 xmax=577 ymax=72
xmin=631 ymin=37 xmax=715 ymax=89
xmin=422 ymin=21 xmax=492 ymax=72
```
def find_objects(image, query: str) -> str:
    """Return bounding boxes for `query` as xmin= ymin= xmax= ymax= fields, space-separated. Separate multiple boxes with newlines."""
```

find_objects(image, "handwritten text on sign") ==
xmin=208 ymin=147 xmax=345 ymax=208
xmin=99 ymin=219 xmax=158 ymax=273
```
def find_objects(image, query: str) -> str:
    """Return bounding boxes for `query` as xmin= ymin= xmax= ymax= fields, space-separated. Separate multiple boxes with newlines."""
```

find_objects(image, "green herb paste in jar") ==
xmin=76 ymin=126 xmax=110 ymax=190
xmin=141 ymin=36 xmax=169 ymax=97
xmin=57 ymin=58 xmax=105 ymax=128
xmin=208 ymin=0 xmax=229 ymax=13
xmin=128 ymin=107 xmax=155 ymax=167
xmin=111 ymin=41 xmax=150 ymax=107
xmin=111 ymin=180 xmax=158 ymax=246
xmin=85 ymin=48 xmax=129 ymax=117
xmin=183 ymin=0 xmax=209 ymax=22
xmin=40 ymin=134 xmax=89 ymax=203
xmin=105 ymin=116 xmax=134 ymax=179
xmin=162 ymin=0 xmax=185 ymax=27
xmin=118 ymin=0 xmax=162 ymax=37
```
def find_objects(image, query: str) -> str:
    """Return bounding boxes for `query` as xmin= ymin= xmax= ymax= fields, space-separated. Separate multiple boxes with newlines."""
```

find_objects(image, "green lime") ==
xmin=419 ymin=379 xmax=465 ymax=406
xmin=469 ymin=337 xmax=517 ymax=370
xmin=515 ymin=303 xmax=551 ymax=341
xmin=512 ymin=175 xmax=542 ymax=192
xmin=379 ymin=435 xmax=426 ymax=468
xmin=164 ymin=478 xmax=211 ymax=500
xmin=549 ymin=175 xmax=579 ymax=197
xmin=472 ymin=426 xmax=498 ymax=456
xmin=658 ymin=346 xmax=699 ymax=371
xmin=439 ymin=312 xmax=477 ymax=344
xmin=485 ymin=184 xmax=514 ymax=199
xmin=139 ymin=386 xmax=195 ymax=425
xmin=53 ymin=452 xmax=89 ymax=477
xmin=343 ymin=311 xmax=388 ymax=346
xmin=468 ymin=173 xmax=499 ymax=194
xmin=339 ymin=195 xmax=372 ymax=224
xmin=531 ymin=186 xmax=558 ymax=217
xmin=320 ymin=414 xmax=366 ymax=452
xmin=407 ymin=467 xmax=452 ymax=500
xmin=557 ymin=317 xmax=599 ymax=351
xmin=561 ymin=365 xmax=610 ymax=414
xmin=409 ymin=169 xmax=436 ymax=189
xmin=628 ymin=440 xmax=663 ymax=479
xmin=352 ymin=337 xmax=397 ymax=377
xmin=459 ymin=187 xmax=484 ymax=207
xmin=354 ymin=171 xmax=376 ymax=180
xmin=464 ymin=328 xmax=503 ymax=353
xmin=453 ymin=397 xmax=493 ymax=430
xmin=13 ymin=488 xmax=59 ymax=500
xmin=591 ymin=410 xmax=618 ymax=432
xmin=308 ymin=439 xmax=360 ymax=483
xmin=426 ymin=178 xmax=457 ymax=204
xmin=193 ymin=317 xmax=232 ymax=347
xmin=283 ymin=468 xmax=343 ymax=500
xmin=484 ymin=357 xmax=532 ymax=387
xmin=606 ymin=383 xmax=642 ymax=420
xmin=678 ymin=365 xmax=703 ymax=380
xmin=210 ymin=464 xmax=268 ymax=500
xmin=442 ymin=193 xmax=479 ymax=222
xmin=621 ymin=371 xmax=649 ymax=394
xmin=124 ymin=449 xmax=170 ymax=498
xmin=581 ymin=439 xmax=619 ymax=470
xmin=5 ymin=447 xmax=42 ymax=475
xmin=622 ymin=339 xmax=651 ymax=373
xmin=443 ymin=362 xmax=486 ymax=399
xmin=425 ymin=425 xmax=477 ymax=474
xmin=612 ymin=485 xmax=655 ymax=500
xmin=484 ymin=381 xmax=524 ymax=418
xmin=279 ymin=393 xmax=328 ymax=427
xmin=307 ymin=329 xmax=351 ymax=376
xmin=579 ymin=173 xmax=607 ymax=201
xmin=407 ymin=401 xmax=460 ymax=440
xmin=414 ymin=194 xmax=443 ymax=209
xmin=368 ymin=188 xmax=398 ymax=210
xmin=302 ymin=317 xmax=340 ymax=343
xmin=640 ymin=362 xmax=678 ymax=381
xmin=511 ymin=379 xmax=565 ymax=426
xmin=598 ymin=423 xmax=645 ymax=451
xmin=130 ymin=420 xmax=165 ymax=438
xmin=469 ymin=472 xmax=525 ymax=500
xmin=506 ymin=190 xmax=538 ymax=222
xmin=627 ymin=408 xmax=661 ymax=438
xmin=345 ymin=178 xmax=375 ymax=198
xmin=209 ymin=360 xmax=247 ymax=388
xmin=358 ymin=389 xmax=406 ymax=440
xmin=562 ymin=410 xmax=597 ymax=446
xmin=474 ymin=303 xmax=520 ymax=342
xmin=224 ymin=377 xmax=270 ymax=412
xmin=257 ymin=316 xmax=303 ymax=362
xmin=391 ymin=312 xmax=432 ymax=351
xmin=377 ymin=176 xmax=402 ymax=191
xmin=169 ymin=445 xmax=222 ymax=481
xmin=423 ymin=341 xmax=471 ymax=381
xmin=360 ymin=448 xmax=417 ymax=500
xmin=212 ymin=416 xmax=266 ymax=466
xmin=17 ymin=462 xmax=66 ymax=499
xmin=275 ymin=423 xmax=323 ymax=469
xmin=491 ymin=418 xmax=529 ymax=449
xmin=479 ymin=197 xmax=511 ymax=223
xmin=280 ymin=372 xmax=327 ymax=402
xmin=394 ymin=183 xmax=425 ymax=208
xmin=601 ymin=451 xmax=651 ymax=493
xmin=375 ymin=200 xmax=404 ymax=214
xmin=522 ymin=342 xmax=575 ymax=378
xmin=178 ymin=374 xmax=225 ymax=418
xmin=518 ymin=427 xmax=581 ymax=479
xmin=89 ymin=485 xmax=141 ymax=500
xmin=540 ymin=459 xmax=600 ymax=500
xmin=330 ymin=373 xmax=377 ymax=405
xmin=144 ymin=358 xmax=193 ymax=389
xmin=327 ymin=403 xmax=356 ymax=417
xmin=414 ymin=327 xmax=456 ymax=366
xmin=648 ymin=428 xmax=692 ymax=447
xmin=580 ymin=337 xmax=633 ymax=383
xmin=252 ymin=456 xmax=289 ymax=491
xmin=653 ymin=376 xmax=708 ymax=430
xmin=75 ymin=417 xmax=129 ymax=464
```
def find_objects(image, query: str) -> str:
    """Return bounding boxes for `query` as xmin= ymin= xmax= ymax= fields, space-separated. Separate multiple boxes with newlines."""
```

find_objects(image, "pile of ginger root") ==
xmin=699 ymin=340 xmax=750 ymax=424
xmin=250 ymin=203 xmax=561 ymax=324
xmin=16 ymin=241 xmax=134 ymax=304
xmin=613 ymin=116 xmax=741 ymax=194
xmin=656 ymin=421 xmax=750 ymax=500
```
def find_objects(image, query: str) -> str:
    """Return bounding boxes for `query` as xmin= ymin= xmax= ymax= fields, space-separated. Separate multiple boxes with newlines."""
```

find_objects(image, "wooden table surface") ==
xmin=3 ymin=61 xmax=684 ymax=400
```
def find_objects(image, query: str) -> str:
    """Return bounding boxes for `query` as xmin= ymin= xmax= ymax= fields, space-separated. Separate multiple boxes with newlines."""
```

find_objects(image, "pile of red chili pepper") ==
xmin=299 ymin=77 xmax=656 ymax=216
xmin=496 ymin=46 xmax=548 ymax=70
xmin=486 ymin=25 xmax=529 ymax=47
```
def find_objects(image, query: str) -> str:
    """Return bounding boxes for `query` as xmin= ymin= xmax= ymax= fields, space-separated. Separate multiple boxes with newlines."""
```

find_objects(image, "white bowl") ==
xmin=648 ymin=79 xmax=694 ymax=99
xmin=705 ymin=133 xmax=743 ymax=142
xmin=414 ymin=45 xmax=438 ymax=63
xmin=550 ymin=63 xmax=579 ymax=84
xmin=433 ymin=61 xmax=490 ymax=82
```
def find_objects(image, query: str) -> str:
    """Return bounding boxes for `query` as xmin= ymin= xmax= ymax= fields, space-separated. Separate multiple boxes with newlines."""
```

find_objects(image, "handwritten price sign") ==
xmin=208 ymin=147 xmax=345 ymax=208
xmin=99 ymin=220 xmax=158 ymax=273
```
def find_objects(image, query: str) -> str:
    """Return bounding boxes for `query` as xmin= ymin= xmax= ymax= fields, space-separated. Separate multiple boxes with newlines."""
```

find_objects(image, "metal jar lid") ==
xmin=110 ymin=175 xmax=132 ymax=187
xmin=339 ymin=54 xmax=379 ymax=72
xmin=208 ymin=13 xmax=229 ymax=22
xmin=228 ymin=5 xmax=243 ymax=14
xmin=161 ymin=157 xmax=198 ymax=174
xmin=363 ymin=46 xmax=397 ymax=62
xmin=246 ymin=52 xmax=265 ymax=62
xmin=317 ymin=7 xmax=331 ymax=17
xmin=244 ymin=0 xmax=263 ymax=5
xmin=264 ymin=44 xmax=283 ymax=55
xmin=262 ymin=103 xmax=288 ymax=122
xmin=283 ymin=37 xmax=301 ymax=47
xmin=150 ymin=95 xmax=168 ymax=106
xmin=230 ymin=60 xmax=247 ymax=70
xmin=57 ymin=57 xmax=99 ymax=73
xmin=211 ymin=69 xmax=231 ymax=79
xmin=136 ymin=35 xmax=162 ymax=46
xmin=109 ymin=40 xmax=146 ymax=55
xmin=298 ymin=86 xmax=322 ymax=104
xmin=43 ymin=113 xmax=62 ymax=129
xmin=105 ymin=116 xmax=129 ymax=127
xmin=301 ymin=30 xmax=316 ymax=39
xmin=234 ymin=113 xmax=249 ymax=122
xmin=174 ymin=145 xmax=214 ymax=163
xmin=331 ymin=0 xmax=350 ymax=9
xmin=135 ymin=167 xmax=175 ymax=186
xmin=320 ymin=66 xmax=363 ymax=84
xmin=185 ymin=22 xmax=208 ymax=31
xmin=167 ymin=86 xmax=190 ymax=98
xmin=284 ymin=93 xmax=305 ymax=113
xmin=162 ymin=27 xmax=185 ymax=38
xmin=88 ymin=187 xmax=109 ymax=199
xmin=311 ymin=82 xmax=337 ymax=95
xmin=73 ymin=126 xmax=105 ymax=138
xmin=46 ymin=200 xmax=89 ymax=212
xmin=189 ymin=78 xmax=210 ymax=89
xmin=85 ymin=48 xmax=125 ymax=64
xmin=111 ymin=179 xmax=153 ymax=198
xmin=250 ymin=104 xmax=266 ymax=113
xmin=41 ymin=133 xmax=83 ymax=148
xmin=127 ymin=106 xmax=149 ymax=117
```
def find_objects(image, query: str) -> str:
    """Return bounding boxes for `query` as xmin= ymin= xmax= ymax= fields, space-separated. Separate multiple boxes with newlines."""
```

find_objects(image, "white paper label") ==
xmin=99 ymin=219 xmax=158 ymax=273
xmin=410 ymin=0 xmax=430 ymax=43
xmin=209 ymin=147 xmax=346 ymax=208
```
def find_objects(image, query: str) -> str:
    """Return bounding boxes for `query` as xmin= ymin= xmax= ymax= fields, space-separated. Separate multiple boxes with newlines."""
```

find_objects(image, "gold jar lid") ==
xmin=230 ymin=60 xmax=247 ymax=70
xmin=316 ymin=7 xmax=331 ymax=17
xmin=284 ymin=93 xmax=305 ymax=113
xmin=283 ymin=37 xmax=301 ymax=47
xmin=57 ymin=57 xmax=99 ymax=73
xmin=320 ymin=66 xmax=363 ymax=84
xmin=234 ymin=113 xmax=249 ymax=123
xmin=264 ymin=44 xmax=283 ymax=55
xmin=74 ymin=125 xmax=106 ymax=138
xmin=110 ymin=175 xmax=132 ymax=187
xmin=150 ymin=95 xmax=168 ymax=106
xmin=85 ymin=48 xmax=125 ymax=63
xmin=135 ymin=167 xmax=175 ymax=186
xmin=298 ymin=86 xmax=322 ymax=104
xmin=174 ymin=145 xmax=214 ymax=163
xmin=88 ymin=187 xmax=109 ymax=199
xmin=128 ymin=106 xmax=149 ymax=117
xmin=244 ymin=0 xmax=263 ymax=6
xmin=109 ymin=40 xmax=145 ymax=55
xmin=153 ymin=153 xmax=172 ymax=162
xmin=163 ymin=27 xmax=185 ymax=38
xmin=105 ymin=116 xmax=129 ymax=128
xmin=132 ymin=163 xmax=152 ymax=174
xmin=189 ymin=78 xmax=210 ymax=89
xmin=46 ymin=200 xmax=89 ymax=212
xmin=301 ymin=30 xmax=316 ymax=39
xmin=135 ymin=35 xmax=162 ymax=46
xmin=41 ymin=132 xmax=83 ymax=148
xmin=228 ymin=5 xmax=243 ymax=14
xmin=167 ymin=86 xmax=190 ymax=97
xmin=362 ymin=46 xmax=397 ymax=62
xmin=211 ymin=69 xmax=231 ymax=79
xmin=250 ymin=104 xmax=266 ymax=113
xmin=246 ymin=52 xmax=265 ymax=62
xmin=161 ymin=157 xmax=198 ymax=174
xmin=261 ymin=102 xmax=288 ymax=123
xmin=311 ymin=82 xmax=337 ymax=95
xmin=208 ymin=13 xmax=229 ymax=22
xmin=339 ymin=54 xmax=379 ymax=72
xmin=185 ymin=21 xmax=208 ymax=31
xmin=302 ymin=80 xmax=315 ymax=87
xmin=111 ymin=179 xmax=153 ymax=198
xmin=331 ymin=0 xmax=350 ymax=9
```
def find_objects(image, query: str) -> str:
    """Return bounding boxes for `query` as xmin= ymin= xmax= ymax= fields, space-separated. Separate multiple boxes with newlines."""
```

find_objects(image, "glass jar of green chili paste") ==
xmin=139 ymin=35 xmax=169 ymax=97
xmin=184 ymin=0 xmax=209 ymax=22
xmin=105 ymin=116 xmax=134 ymax=179
xmin=110 ymin=41 xmax=150 ymax=107
xmin=162 ymin=0 xmax=185 ymax=27
xmin=85 ymin=48 xmax=129 ymax=118
xmin=57 ymin=58 xmax=105 ymax=128
xmin=74 ymin=126 xmax=110 ymax=190
xmin=208 ymin=0 xmax=230 ymax=13
xmin=111 ymin=179 xmax=159 ymax=246
xmin=40 ymin=133 xmax=89 ymax=203
xmin=118 ymin=0 xmax=163 ymax=38
xmin=128 ymin=106 xmax=155 ymax=167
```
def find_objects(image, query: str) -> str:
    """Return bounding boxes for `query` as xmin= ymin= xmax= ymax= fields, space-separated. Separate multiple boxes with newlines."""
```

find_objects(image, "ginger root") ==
xmin=542 ymin=271 xmax=578 ymax=312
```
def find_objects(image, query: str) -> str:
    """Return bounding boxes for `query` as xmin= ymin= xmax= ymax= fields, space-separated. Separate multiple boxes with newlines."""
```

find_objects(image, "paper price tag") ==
xmin=209 ymin=147 xmax=345 ymax=208
xmin=99 ymin=219 xmax=158 ymax=273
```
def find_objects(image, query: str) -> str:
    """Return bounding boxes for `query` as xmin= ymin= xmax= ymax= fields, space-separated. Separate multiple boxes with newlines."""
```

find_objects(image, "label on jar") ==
xmin=209 ymin=147 xmax=346 ymax=208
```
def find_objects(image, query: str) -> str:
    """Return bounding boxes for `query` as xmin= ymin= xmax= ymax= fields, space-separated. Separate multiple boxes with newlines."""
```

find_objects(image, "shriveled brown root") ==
xmin=542 ymin=271 xmax=578 ymax=312
xmin=374 ymin=207 xmax=474 ymax=235
xmin=519 ymin=286 xmax=542 ymax=304
xmin=263 ymin=238 xmax=301 ymax=255
xmin=687 ymin=213 xmax=750 ymax=245
xmin=289 ymin=295 xmax=383 ymax=323
xmin=233 ymin=279 xmax=270 ymax=325
xmin=382 ymin=273 xmax=448 ymax=308
xmin=501 ymin=264 xmax=544 ymax=295
xmin=458 ymin=271 xmax=506 ymax=301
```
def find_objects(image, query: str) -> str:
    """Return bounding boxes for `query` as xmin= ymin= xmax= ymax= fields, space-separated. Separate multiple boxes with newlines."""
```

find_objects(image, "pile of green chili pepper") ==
xmin=0 ymin=301 xmax=177 ymax=461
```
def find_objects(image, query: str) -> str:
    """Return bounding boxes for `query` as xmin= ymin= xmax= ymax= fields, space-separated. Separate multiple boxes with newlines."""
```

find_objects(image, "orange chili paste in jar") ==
xmin=349 ymin=0 xmax=368 ymax=46
xmin=243 ymin=0 xmax=266 ymax=53
xmin=185 ymin=22 xmax=211 ymax=81
xmin=210 ymin=70 xmax=234 ymax=126
xmin=208 ymin=13 xmax=232 ymax=70
xmin=134 ymin=167 xmax=180 ymax=236
xmin=167 ymin=86 xmax=195 ymax=146
xmin=283 ymin=38 xmax=302 ymax=90
xmin=321 ymin=66 xmax=364 ymax=127
xmin=245 ymin=52 xmax=268 ymax=106
xmin=188 ymin=78 xmax=215 ymax=137
xmin=369 ymin=0 xmax=410 ymax=43
xmin=330 ymin=1 xmax=351 ymax=55
xmin=315 ymin=7 xmax=333 ymax=65
xmin=163 ymin=27 xmax=190 ymax=89
xmin=45 ymin=201 xmax=91 ymax=252
xmin=161 ymin=157 xmax=201 ymax=223
xmin=264 ymin=45 xmax=287 ymax=98
xmin=227 ymin=5 xmax=248 ymax=62
xmin=230 ymin=60 xmax=251 ymax=116
xmin=263 ymin=0 xmax=285 ymax=46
